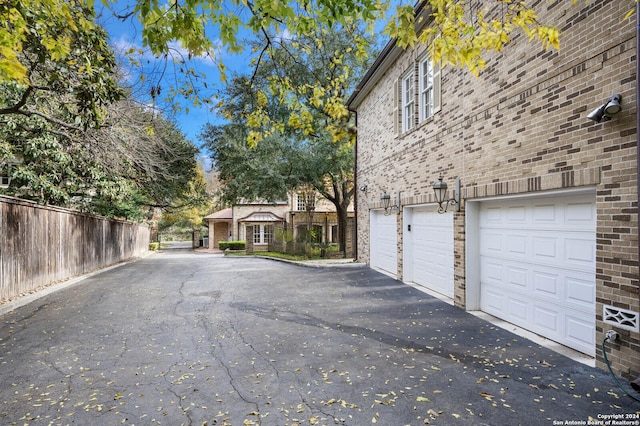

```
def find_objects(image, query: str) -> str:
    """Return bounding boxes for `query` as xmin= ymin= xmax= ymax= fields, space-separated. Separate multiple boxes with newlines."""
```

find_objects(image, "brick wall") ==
xmin=354 ymin=0 xmax=638 ymax=375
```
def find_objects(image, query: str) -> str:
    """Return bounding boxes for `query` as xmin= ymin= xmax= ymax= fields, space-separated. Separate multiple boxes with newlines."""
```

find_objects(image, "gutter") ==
xmin=636 ymin=1 xmax=640 ymax=322
xmin=346 ymin=0 xmax=432 ymax=110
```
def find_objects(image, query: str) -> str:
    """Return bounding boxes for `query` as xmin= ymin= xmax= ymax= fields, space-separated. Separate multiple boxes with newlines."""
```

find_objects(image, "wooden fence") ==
xmin=0 ymin=196 xmax=150 ymax=302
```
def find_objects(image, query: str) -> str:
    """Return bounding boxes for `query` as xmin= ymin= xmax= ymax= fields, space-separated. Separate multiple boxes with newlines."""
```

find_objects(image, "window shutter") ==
xmin=433 ymin=60 xmax=441 ymax=113
xmin=393 ymin=79 xmax=399 ymax=136
xmin=413 ymin=61 xmax=419 ymax=128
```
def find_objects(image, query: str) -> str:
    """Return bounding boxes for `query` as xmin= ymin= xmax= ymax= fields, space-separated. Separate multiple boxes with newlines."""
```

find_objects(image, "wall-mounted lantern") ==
xmin=381 ymin=192 xmax=399 ymax=216
xmin=432 ymin=176 xmax=461 ymax=214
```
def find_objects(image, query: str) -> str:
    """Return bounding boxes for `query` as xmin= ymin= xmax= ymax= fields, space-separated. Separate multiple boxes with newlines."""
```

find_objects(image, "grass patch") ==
xmin=250 ymin=251 xmax=311 ymax=261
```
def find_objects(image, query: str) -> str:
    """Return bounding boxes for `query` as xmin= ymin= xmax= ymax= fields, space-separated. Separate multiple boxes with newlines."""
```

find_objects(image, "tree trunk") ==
xmin=336 ymin=202 xmax=349 ymax=255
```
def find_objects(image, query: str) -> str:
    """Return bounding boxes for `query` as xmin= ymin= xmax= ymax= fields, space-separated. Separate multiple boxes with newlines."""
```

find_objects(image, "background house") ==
xmin=347 ymin=1 xmax=638 ymax=376
xmin=205 ymin=190 xmax=355 ymax=254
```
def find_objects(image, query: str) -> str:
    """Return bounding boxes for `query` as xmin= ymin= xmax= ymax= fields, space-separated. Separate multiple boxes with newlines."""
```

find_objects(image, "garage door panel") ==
xmin=370 ymin=211 xmax=397 ymax=276
xmin=408 ymin=207 xmax=454 ymax=298
xmin=508 ymin=296 xmax=529 ymax=321
xmin=565 ymin=238 xmax=595 ymax=265
xmin=484 ymin=259 xmax=593 ymax=312
xmin=482 ymin=286 xmax=505 ymax=312
xmin=479 ymin=193 xmax=596 ymax=356
xmin=532 ymin=203 xmax=556 ymax=223
xmin=533 ymin=305 xmax=560 ymax=334
xmin=532 ymin=271 xmax=558 ymax=295
xmin=532 ymin=236 xmax=557 ymax=259
xmin=566 ymin=201 xmax=596 ymax=223
xmin=507 ymin=235 xmax=528 ymax=255
xmin=506 ymin=205 xmax=527 ymax=222
xmin=566 ymin=314 xmax=595 ymax=352
xmin=482 ymin=231 xmax=593 ymax=271
xmin=507 ymin=266 xmax=528 ymax=288
xmin=566 ymin=277 xmax=595 ymax=305
xmin=482 ymin=259 xmax=503 ymax=283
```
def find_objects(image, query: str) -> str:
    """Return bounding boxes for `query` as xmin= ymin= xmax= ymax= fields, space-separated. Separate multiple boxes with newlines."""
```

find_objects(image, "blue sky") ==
xmin=97 ymin=1 xmax=250 ymax=146
xmin=96 ymin=1 xmax=401 ymax=148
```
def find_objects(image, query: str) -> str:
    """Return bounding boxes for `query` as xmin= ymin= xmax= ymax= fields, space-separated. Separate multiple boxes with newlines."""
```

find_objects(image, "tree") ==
xmin=200 ymin=121 xmax=302 ymax=205
xmin=0 ymin=0 xmax=209 ymax=222
xmin=0 ymin=0 xmax=123 ymax=137
xmin=115 ymin=0 xmax=561 ymax=77
xmin=386 ymin=0 xmax=561 ymax=75
xmin=157 ymin=163 xmax=212 ymax=234
xmin=1 ymin=1 xmax=565 ymax=131
xmin=1 ymin=86 xmax=205 ymax=220
xmin=200 ymin=20 xmax=368 ymax=253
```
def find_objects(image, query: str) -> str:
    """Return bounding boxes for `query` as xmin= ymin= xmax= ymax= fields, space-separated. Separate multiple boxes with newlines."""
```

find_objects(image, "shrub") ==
xmin=149 ymin=242 xmax=160 ymax=251
xmin=219 ymin=240 xmax=246 ymax=250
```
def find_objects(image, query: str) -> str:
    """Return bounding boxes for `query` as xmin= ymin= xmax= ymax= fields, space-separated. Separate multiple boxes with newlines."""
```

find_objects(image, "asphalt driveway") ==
xmin=0 ymin=246 xmax=638 ymax=425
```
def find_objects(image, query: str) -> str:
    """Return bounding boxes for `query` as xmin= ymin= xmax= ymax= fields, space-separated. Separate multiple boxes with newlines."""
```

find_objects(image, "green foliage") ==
xmin=149 ymin=242 xmax=160 ymax=251
xmin=0 ymin=0 xmax=569 ymax=221
xmin=200 ymin=122 xmax=301 ymax=204
xmin=200 ymin=26 xmax=366 ymax=251
xmin=218 ymin=241 xmax=246 ymax=251
xmin=387 ymin=0 xmax=561 ymax=76
xmin=275 ymin=229 xmax=294 ymax=244
xmin=0 ymin=1 xmax=123 ymax=130
xmin=251 ymin=251 xmax=310 ymax=261
xmin=1 ymin=87 xmax=202 ymax=220
xmin=1 ymin=0 xmax=569 ymax=128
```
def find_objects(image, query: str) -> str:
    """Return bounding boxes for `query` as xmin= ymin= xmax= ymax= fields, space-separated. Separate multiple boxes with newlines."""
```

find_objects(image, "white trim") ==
xmin=401 ymin=70 xmax=415 ymax=132
xmin=418 ymin=55 xmax=434 ymax=123
xmin=468 ymin=186 xmax=596 ymax=203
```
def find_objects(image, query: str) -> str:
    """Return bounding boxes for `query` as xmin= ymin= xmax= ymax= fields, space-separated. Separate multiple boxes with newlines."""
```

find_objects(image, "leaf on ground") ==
xmin=416 ymin=397 xmax=430 ymax=403
xmin=479 ymin=392 xmax=494 ymax=400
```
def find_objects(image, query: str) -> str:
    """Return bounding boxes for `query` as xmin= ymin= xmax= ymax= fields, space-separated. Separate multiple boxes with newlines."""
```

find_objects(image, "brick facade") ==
xmin=350 ymin=1 xmax=638 ymax=376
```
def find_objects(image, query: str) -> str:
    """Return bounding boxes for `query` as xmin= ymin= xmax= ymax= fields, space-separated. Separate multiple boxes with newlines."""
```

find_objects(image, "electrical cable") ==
xmin=601 ymin=336 xmax=640 ymax=403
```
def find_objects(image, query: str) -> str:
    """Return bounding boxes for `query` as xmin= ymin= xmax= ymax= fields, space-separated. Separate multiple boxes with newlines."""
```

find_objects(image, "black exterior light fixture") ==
xmin=432 ymin=176 xmax=461 ymax=214
xmin=381 ymin=192 xmax=399 ymax=216
xmin=587 ymin=94 xmax=623 ymax=123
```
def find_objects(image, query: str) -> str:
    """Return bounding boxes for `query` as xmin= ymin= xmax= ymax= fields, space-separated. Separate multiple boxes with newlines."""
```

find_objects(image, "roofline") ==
xmin=346 ymin=39 xmax=402 ymax=111
xmin=346 ymin=1 xmax=431 ymax=111
xmin=237 ymin=212 xmax=285 ymax=222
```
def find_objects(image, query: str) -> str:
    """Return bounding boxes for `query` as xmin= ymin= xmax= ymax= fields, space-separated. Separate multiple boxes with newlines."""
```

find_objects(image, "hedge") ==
xmin=218 ymin=240 xmax=246 ymax=250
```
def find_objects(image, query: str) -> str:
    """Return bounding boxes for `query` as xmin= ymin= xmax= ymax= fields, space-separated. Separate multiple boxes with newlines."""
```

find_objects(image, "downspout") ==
xmin=636 ymin=1 xmax=639 ymax=316
xmin=353 ymin=110 xmax=358 ymax=260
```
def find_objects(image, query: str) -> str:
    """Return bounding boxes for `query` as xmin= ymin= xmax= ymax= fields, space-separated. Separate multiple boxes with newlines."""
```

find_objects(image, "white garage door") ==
xmin=406 ymin=207 xmax=454 ymax=298
xmin=370 ymin=210 xmax=397 ymax=276
xmin=479 ymin=193 xmax=596 ymax=355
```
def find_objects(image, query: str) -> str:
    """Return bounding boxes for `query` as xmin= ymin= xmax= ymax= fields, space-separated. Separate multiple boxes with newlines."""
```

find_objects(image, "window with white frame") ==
xmin=419 ymin=56 xmax=433 ymax=122
xmin=398 ymin=54 xmax=441 ymax=134
xmin=253 ymin=224 xmax=274 ymax=244
xmin=401 ymin=71 xmax=415 ymax=132
xmin=296 ymin=192 xmax=315 ymax=211
xmin=264 ymin=224 xmax=274 ymax=243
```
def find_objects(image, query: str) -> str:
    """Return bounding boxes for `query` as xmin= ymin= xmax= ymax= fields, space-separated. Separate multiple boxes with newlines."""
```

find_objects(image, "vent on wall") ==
xmin=603 ymin=305 xmax=640 ymax=332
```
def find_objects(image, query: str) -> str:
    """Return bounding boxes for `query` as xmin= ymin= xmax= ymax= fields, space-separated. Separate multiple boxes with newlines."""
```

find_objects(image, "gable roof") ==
xmin=204 ymin=207 xmax=233 ymax=220
xmin=238 ymin=212 xmax=285 ymax=222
